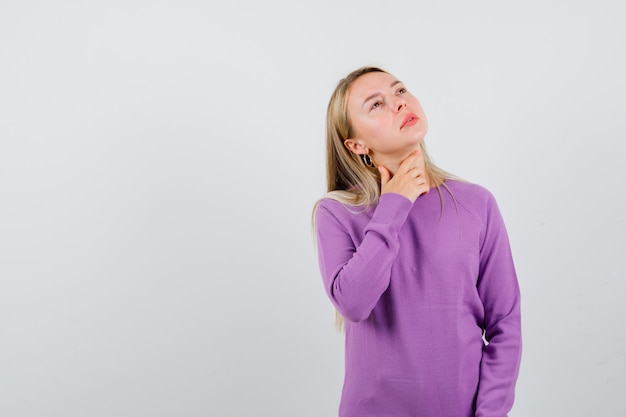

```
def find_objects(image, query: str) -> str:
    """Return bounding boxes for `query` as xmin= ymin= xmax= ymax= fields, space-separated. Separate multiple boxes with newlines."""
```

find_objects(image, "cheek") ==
xmin=410 ymin=98 xmax=424 ymax=113
xmin=362 ymin=121 xmax=389 ymax=144
xmin=355 ymin=117 xmax=380 ymax=137
xmin=353 ymin=114 xmax=393 ymax=147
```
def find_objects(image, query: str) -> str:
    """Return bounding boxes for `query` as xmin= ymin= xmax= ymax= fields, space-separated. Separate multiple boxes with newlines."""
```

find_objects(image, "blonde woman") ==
xmin=314 ymin=67 xmax=522 ymax=417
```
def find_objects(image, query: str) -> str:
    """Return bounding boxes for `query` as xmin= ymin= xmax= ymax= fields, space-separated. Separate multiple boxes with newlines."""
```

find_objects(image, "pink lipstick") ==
xmin=401 ymin=113 xmax=419 ymax=129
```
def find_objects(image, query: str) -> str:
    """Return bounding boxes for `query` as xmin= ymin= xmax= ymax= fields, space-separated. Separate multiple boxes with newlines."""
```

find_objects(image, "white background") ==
xmin=1 ymin=1 xmax=625 ymax=416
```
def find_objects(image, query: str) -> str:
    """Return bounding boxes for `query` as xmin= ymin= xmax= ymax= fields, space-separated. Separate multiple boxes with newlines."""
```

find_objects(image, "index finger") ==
xmin=399 ymin=150 xmax=421 ymax=169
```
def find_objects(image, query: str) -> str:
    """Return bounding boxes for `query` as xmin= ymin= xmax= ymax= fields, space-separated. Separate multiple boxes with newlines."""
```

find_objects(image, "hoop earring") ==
xmin=362 ymin=154 xmax=375 ymax=168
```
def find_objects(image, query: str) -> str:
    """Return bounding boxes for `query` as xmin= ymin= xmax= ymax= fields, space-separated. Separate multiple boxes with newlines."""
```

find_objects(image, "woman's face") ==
xmin=345 ymin=71 xmax=428 ymax=165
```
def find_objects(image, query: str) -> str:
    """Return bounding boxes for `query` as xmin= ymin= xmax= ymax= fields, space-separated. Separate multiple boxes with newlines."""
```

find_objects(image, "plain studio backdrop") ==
xmin=1 ymin=1 xmax=624 ymax=416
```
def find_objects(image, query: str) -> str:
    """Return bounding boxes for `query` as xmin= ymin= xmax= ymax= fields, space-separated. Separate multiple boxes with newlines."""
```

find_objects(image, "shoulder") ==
xmin=316 ymin=196 xmax=358 ymax=217
xmin=314 ymin=196 xmax=374 ymax=238
xmin=316 ymin=196 xmax=346 ymax=212
xmin=443 ymin=180 xmax=503 ymax=225
xmin=444 ymin=180 xmax=498 ymax=207
xmin=314 ymin=196 xmax=368 ymax=226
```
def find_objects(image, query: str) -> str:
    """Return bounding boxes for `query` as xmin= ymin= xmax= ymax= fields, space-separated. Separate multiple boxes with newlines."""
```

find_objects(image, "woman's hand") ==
xmin=378 ymin=151 xmax=429 ymax=203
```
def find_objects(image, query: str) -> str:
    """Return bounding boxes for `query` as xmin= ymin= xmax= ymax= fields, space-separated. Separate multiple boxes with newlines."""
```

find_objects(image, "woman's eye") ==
xmin=370 ymin=101 xmax=382 ymax=110
xmin=398 ymin=87 xmax=406 ymax=94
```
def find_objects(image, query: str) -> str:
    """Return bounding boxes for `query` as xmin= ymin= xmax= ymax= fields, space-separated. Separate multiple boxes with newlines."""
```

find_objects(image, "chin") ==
xmin=409 ymin=134 xmax=426 ymax=147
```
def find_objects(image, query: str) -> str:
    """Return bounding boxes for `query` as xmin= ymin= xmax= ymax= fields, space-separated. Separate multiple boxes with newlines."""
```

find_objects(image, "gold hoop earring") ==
xmin=362 ymin=154 xmax=375 ymax=168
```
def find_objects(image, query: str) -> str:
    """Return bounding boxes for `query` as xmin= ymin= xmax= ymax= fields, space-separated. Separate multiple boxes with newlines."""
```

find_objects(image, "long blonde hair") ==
xmin=314 ymin=66 xmax=458 ymax=329
xmin=323 ymin=66 xmax=454 ymax=206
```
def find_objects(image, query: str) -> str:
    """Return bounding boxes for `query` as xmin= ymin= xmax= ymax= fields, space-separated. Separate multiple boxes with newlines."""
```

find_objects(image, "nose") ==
xmin=393 ymin=97 xmax=407 ymax=112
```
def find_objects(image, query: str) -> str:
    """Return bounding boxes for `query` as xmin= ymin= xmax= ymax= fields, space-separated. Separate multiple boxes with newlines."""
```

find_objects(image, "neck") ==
xmin=374 ymin=149 xmax=431 ymax=186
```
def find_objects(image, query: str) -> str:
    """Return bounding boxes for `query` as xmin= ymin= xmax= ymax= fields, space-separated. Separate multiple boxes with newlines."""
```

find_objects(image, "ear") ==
xmin=344 ymin=139 xmax=369 ymax=155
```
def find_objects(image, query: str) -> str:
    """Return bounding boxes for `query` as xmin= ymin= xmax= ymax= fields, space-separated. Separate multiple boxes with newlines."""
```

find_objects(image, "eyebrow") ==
xmin=362 ymin=80 xmax=403 ymax=108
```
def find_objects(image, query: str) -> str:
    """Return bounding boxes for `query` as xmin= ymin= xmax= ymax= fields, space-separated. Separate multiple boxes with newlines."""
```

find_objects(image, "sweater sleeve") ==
xmin=315 ymin=194 xmax=413 ymax=322
xmin=475 ymin=194 xmax=522 ymax=417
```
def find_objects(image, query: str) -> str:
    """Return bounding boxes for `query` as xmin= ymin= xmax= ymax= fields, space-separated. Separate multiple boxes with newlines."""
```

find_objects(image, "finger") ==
xmin=378 ymin=166 xmax=390 ymax=186
xmin=398 ymin=150 xmax=421 ymax=170
xmin=406 ymin=166 xmax=422 ymax=178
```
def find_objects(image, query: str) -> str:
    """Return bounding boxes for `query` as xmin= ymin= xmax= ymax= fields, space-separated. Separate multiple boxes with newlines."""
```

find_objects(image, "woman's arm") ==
xmin=315 ymin=193 xmax=413 ymax=322
xmin=475 ymin=195 xmax=522 ymax=417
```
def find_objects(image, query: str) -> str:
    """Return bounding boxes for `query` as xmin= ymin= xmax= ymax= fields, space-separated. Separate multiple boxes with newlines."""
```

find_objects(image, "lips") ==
xmin=401 ymin=113 xmax=419 ymax=129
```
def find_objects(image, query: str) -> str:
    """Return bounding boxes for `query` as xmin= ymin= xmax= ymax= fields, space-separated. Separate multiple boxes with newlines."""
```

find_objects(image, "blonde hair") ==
xmin=322 ymin=66 xmax=455 ymax=207
xmin=314 ymin=66 xmax=458 ymax=330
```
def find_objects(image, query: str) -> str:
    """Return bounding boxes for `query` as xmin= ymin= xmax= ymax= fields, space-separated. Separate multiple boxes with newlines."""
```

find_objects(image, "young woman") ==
xmin=314 ymin=67 xmax=522 ymax=417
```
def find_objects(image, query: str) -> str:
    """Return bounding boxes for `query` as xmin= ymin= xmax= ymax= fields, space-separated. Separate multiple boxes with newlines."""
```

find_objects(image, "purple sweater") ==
xmin=315 ymin=180 xmax=521 ymax=417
